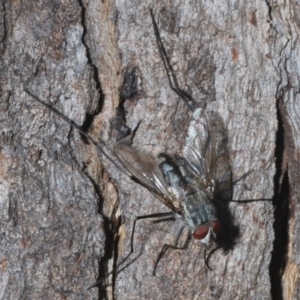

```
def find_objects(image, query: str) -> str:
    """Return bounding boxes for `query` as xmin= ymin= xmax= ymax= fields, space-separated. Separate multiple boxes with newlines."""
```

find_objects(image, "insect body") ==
xmin=114 ymin=107 xmax=229 ymax=246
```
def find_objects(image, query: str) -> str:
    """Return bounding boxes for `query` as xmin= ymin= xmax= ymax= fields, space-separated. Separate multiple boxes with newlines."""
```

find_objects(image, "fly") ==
xmin=25 ymin=8 xmax=235 ymax=286
xmin=113 ymin=10 xmax=232 ymax=242
xmin=108 ymin=10 xmax=233 ymax=275
xmin=113 ymin=107 xmax=229 ymax=244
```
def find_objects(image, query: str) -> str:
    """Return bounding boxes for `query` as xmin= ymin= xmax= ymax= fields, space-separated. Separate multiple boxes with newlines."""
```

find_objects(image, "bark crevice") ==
xmin=76 ymin=2 xmax=120 ymax=298
xmin=78 ymin=0 xmax=104 ymax=114
xmin=269 ymin=57 xmax=290 ymax=300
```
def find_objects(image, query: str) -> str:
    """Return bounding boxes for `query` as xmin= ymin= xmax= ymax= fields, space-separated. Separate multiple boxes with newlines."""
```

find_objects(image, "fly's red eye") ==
xmin=210 ymin=220 xmax=221 ymax=234
xmin=193 ymin=224 xmax=209 ymax=240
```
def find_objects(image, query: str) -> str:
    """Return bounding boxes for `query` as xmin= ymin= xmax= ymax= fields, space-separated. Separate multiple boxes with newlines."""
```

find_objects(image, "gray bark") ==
xmin=0 ymin=0 xmax=298 ymax=299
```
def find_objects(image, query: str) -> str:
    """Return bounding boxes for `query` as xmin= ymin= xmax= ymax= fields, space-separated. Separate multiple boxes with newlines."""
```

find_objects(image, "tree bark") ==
xmin=0 ymin=0 xmax=298 ymax=299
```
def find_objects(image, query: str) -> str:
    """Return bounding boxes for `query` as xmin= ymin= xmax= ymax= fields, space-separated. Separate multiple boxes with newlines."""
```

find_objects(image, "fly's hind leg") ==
xmin=116 ymin=212 xmax=177 ymax=274
xmin=88 ymin=212 xmax=175 ymax=289
xmin=149 ymin=9 xmax=196 ymax=112
xmin=153 ymin=225 xmax=191 ymax=276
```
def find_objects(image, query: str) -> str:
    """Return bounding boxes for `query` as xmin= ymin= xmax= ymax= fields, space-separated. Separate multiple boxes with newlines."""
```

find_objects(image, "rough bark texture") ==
xmin=0 ymin=0 xmax=298 ymax=299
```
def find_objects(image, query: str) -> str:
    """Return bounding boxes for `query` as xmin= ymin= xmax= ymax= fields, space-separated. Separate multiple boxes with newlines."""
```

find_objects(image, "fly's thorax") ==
xmin=158 ymin=154 xmax=187 ymax=189
xmin=181 ymin=187 xmax=217 ymax=228
xmin=181 ymin=186 xmax=221 ymax=244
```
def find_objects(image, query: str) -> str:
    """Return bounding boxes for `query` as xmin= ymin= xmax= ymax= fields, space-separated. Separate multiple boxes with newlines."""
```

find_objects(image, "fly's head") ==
xmin=193 ymin=219 xmax=222 ymax=245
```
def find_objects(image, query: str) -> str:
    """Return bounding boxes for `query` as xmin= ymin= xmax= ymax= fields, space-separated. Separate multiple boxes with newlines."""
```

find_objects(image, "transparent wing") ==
xmin=210 ymin=113 xmax=232 ymax=201
xmin=114 ymin=143 xmax=182 ymax=213
xmin=183 ymin=108 xmax=215 ymax=195
xmin=183 ymin=108 xmax=232 ymax=200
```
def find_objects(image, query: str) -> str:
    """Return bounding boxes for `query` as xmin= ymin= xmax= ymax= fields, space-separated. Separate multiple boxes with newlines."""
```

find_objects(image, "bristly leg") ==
xmin=204 ymin=245 xmax=221 ymax=270
xmin=88 ymin=212 xmax=177 ymax=289
xmin=153 ymin=225 xmax=191 ymax=276
xmin=149 ymin=9 xmax=196 ymax=112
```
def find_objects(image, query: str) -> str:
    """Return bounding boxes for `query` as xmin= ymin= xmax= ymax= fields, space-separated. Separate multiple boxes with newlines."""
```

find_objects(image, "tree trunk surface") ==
xmin=0 ymin=1 xmax=298 ymax=299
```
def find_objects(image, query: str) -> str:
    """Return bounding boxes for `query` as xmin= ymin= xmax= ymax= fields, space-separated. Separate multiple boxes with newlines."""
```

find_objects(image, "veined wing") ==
xmin=184 ymin=108 xmax=232 ymax=201
xmin=113 ymin=143 xmax=182 ymax=213
xmin=183 ymin=108 xmax=216 ymax=196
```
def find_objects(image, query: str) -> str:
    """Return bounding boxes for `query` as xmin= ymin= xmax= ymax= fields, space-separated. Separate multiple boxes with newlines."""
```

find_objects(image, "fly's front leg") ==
xmin=153 ymin=225 xmax=191 ymax=276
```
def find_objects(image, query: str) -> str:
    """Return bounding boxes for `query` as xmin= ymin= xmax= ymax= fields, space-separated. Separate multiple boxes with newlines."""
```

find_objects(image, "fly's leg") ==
xmin=88 ymin=212 xmax=175 ymax=289
xmin=204 ymin=245 xmax=221 ymax=270
xmin=25 ymin=90 xmax=129 ymax=176
xmin=149 ymin=9 xmax=196 ymax=112
xmin=153 ymin=225 xmax=191 ymax=276
xmin=117 ymin=212 xmax=176 ymax=272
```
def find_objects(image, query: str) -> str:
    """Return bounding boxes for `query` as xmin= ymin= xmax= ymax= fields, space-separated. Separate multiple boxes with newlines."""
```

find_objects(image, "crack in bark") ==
xmin=269 ymin=53 xmax=290 ymax=300
xmin=77 ymin=0 xmax=104 ymax=114
xmin=264 ymin=0 xmax=273 ymax=21
xmin=76 ymin=2 xmax=118 ymax=299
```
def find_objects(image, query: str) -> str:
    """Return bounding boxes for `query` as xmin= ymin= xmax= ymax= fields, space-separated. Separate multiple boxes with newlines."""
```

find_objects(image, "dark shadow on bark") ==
xmin=83 ymin=174 xmax=118 ymax=300
xmin=269 ymin=86 xmax=290 ymax=300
